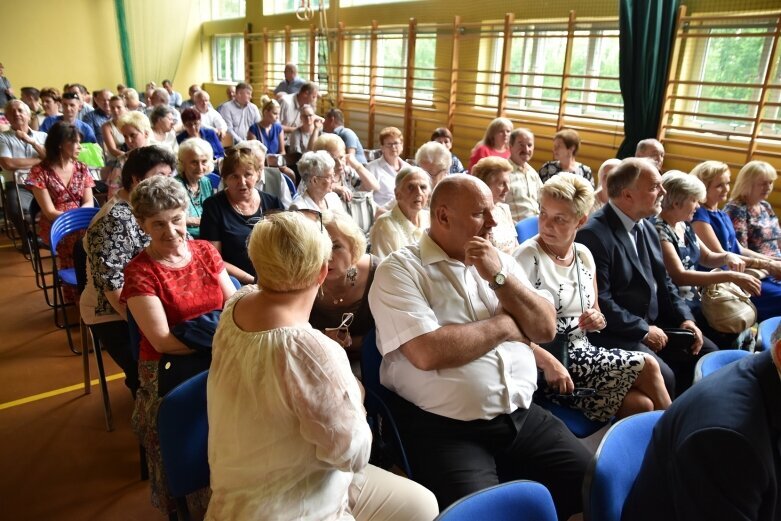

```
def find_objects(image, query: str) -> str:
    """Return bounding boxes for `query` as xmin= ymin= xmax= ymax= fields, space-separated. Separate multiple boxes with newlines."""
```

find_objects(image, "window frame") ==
xmin=212 ymin=34 xmax=245 ymax=84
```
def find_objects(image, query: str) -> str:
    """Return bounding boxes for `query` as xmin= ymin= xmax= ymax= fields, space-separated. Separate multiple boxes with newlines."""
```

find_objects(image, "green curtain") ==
xmin=617 ymin=0 xmax=680 ymax=158
xmin=118 ymin=0 xmax=195 ymax=90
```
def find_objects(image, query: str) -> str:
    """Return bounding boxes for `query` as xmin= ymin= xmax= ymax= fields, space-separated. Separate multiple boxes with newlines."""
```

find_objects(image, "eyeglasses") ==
xmin=383 ymin=142 xmax=403 ymax=148
xmin=325 ymin=312 xmax=354 ymax=345
xmin=225 ymin=147 xmax=254 ymax=157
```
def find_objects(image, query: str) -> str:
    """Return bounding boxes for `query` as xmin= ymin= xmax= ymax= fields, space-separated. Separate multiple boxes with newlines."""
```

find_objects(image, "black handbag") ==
xmin=660 ymin=328 xmax=696 ymax=362
xmin=158 ymin=352 xmax=211 ymax=397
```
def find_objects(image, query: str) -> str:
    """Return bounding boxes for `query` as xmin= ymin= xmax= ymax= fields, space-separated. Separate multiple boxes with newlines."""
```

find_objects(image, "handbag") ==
xmin=660 ymin=328 xmax=696 ymax=362
xmin=158 ymin=352 xmax=211 ymax=397
xmin=700 ymin=272 xmax=757 ymax=334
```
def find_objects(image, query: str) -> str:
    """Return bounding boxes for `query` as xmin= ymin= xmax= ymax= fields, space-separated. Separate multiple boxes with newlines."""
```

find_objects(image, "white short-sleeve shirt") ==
xmin=368 ymin=234 xmax=553 ymax=421
xmin=365 ymin=157 xmax=410 ymax=208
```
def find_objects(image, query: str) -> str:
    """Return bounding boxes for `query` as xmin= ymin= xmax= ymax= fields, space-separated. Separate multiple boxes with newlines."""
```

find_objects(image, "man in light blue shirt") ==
xmin=274 ymin=63 xmax=306 ymax=96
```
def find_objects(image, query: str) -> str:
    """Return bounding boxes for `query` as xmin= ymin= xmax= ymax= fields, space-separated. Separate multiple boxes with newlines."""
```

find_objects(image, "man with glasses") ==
xmin=323 ymin=108 xmax=367 ymax=165
xmin=39 ymin=91 xmax=97 ymax=143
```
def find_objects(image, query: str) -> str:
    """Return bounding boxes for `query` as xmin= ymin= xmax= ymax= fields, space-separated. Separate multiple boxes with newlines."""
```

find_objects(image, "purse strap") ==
xmin=573 ymin=243 xmax=585 ymax=314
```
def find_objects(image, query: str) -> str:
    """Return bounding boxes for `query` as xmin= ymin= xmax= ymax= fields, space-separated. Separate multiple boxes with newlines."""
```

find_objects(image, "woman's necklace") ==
xmin=538 ymin=237 xmax=573 ymax=262
xmin=148 ymin=242 xmax=190 ymax=267
xmin=321 ymin=280 xmax=355 ymax=306
xmin=232 ymin=190 xmax=259 ymax=215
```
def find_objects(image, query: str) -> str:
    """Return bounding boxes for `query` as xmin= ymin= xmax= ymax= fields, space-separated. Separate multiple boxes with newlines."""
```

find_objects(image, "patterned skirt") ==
xmin=546 ymin=336 xmax=646 ymax=422
xmin=133 ymin=360 xmax=210 ymax=515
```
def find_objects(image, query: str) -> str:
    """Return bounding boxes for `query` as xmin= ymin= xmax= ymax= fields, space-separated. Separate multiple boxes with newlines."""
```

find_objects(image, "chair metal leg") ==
xmin=81 ymin=321 xmax=91 ymax=394
xmin=93 ymin=335 xmax=114 ymax=432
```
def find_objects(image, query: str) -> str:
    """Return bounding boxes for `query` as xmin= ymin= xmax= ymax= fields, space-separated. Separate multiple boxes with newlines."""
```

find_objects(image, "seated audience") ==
xmin=591 ymin=158 xmax=620 ymax=213
xmin=200 ymin=148 xmax=283 ymax=284
xmin=290 ymin=150 xmax=343 ymax=212
xmin=431 ymin=127 xmax=466 ymax=173
xmin=415 ymin=141 xmax=451 ymax=189
xmin=64 ymin=83 xmax=93 ymax=120
xmin=176 ymin=108 xmax=224 ymax=161
xmin=82 ymin=146 xmax=176 ymax=397
xmin=104 ymin=111 xmax=153 ymax=198
xmin=38 ymin=87 xmax=62 ymax=128
xmin=27 ymin=122 xmax=95 ymax=301
xmin=192 ymin=89 xmax=227 ymax=138
xmin=148 ymin=105 xmax=178 ymax=154
xmin=39 ymin=91 xmax=97 ymax=143
xmin=724 ymin=160 xmax=781 ymax=258
xmin=576 ymin=158 xmax=717 ymax=398
xmin=218 ymin=82 xmax=259 ymax=145
xmin=215 ymin=84 xmax=236 ymax=113
xmin=471 ymin=157 xmax=518 ymax=254
xmin=311 ymin=211 xmax=378 ymax=374
xmin=691 ymin=160 xmax=781 ymax=322
xmin=162 ymin=80 xmax=182 ymax=109
xmin=323 ymin=108 xmax=367 ymax=165
xmin=247 ymin=95 xmax=285 ymax=155
xmin=122 ymin=87 xmax=145 ymax=112
xmin=653 ymin=171 xmax=760 ymax=348
xmin=623 ymin=343 xmax=781 ymax=520
xmin=20 ymin=87 xmax=44 ymax=130
xmin=121 ymin=175 xmax=235 ymax=516
xmin=179 ymin=83 xmax=200 ymax=111
xmin=273 ymin=62 xmax=306 ymax=95
xmin=368 ymin=174 xmax=591 ymax=518
xmin=205 ymin=211 xmax=437 ymax=521
xmin=505 ymin=128 xmax=543 ymax=222
xmin=366 ymin=126 xmax=409 ymax=208
xmin=468 ymin=117 xmax=512 ymax=171
xmin=539 ymin=128 xmax=592 ymax=186
xmin=313 ymin=134 xmax=379 ymax=195
xmin=176 ymin=138 xmax=215 ymax=238
xmin=515 ymin=173 xmax=671 ymax=420
xmin=101 ymin=95 xmax=127 ymax=160
xmin=635 ymin=138 xmax=665 ymax=171
xmin=279 ymin=82 xmax=319 ymax=135
xmin=287 ymin=103 xmax=320 ymax=157
xmin=233 ymin=139 xmax=293 ymax=208
xmin=369 ymin=167 xmax=430 ymax=259
xmin=83 ymin=89 xmax=112 ymax=146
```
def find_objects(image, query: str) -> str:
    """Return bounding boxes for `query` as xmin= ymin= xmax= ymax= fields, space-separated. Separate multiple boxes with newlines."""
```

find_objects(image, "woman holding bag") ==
xmin=514 ymin=173 xmax=670 ymax=421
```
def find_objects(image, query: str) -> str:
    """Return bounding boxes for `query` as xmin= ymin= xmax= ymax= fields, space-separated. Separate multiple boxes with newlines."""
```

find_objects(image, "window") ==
xmin=209 ymin=0 xmax=245 ymax=19
xmin=477 ymin=21 xmax=622 ymax=121
xmin=265 ymin=32 xmax=329 ymax=93
xmin=340 ymin=0 xmax=416 ymax=6
xmin=213 ymin=35 xmax=245 ymax=83
xmin=263 ymin=0 xmax=330 ymax=16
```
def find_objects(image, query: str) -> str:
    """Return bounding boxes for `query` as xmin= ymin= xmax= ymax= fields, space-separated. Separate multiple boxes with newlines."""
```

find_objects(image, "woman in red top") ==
xmin=27 ymin=121 xmax=95 ymax=301
xmin=121 ymin=175 xmax=235 ymax=515
xmin=467 ymin=117 xmax=513 ymax=171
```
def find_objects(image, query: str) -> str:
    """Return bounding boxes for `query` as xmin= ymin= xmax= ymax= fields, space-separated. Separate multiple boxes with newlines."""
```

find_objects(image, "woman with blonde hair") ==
xmin=468 ymin=117 xmax=512 ymax=171
xmin=104 ymin=111 xmax=153 ymax=197
xmin=206 ymin=211 xmax=438 ymax=521
xmin=539 ymin=128 xmax=593 ymax=185
xmin=248 ymin=95 xmax=285 ymax=155
xmin=514 ymin=173 xmax=670 ymax=421
xmin=692 ymin=160 xmax=781 ymax=321
xmin=724 ymin=160 xmax=781 ymax=258
xmin=471 ymin=156 xmax=518 ymax=254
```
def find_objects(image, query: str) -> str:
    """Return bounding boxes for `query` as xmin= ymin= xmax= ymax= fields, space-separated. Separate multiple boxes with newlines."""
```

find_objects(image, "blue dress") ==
xmin=248 ymin=121 xmax=283 ymax=154
xmin=692 ymin=206 xmax=781 ymax=322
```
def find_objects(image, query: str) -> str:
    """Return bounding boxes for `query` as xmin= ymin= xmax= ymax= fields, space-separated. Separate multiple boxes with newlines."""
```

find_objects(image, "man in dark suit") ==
xmin=576 ymin=158 xmax=715 ymax=396
xmin=622 ymin=345 xmax=781 ymax=520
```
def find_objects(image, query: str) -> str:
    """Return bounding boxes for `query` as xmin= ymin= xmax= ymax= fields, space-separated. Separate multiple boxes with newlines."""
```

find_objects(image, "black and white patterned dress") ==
xmin=514 ymin=238 xmax=645 ymax=421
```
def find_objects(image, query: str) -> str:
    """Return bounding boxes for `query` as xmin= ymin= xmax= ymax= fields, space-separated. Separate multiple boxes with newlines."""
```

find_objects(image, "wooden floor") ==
xmin=0 ymin=230 xmax=161 ymax=520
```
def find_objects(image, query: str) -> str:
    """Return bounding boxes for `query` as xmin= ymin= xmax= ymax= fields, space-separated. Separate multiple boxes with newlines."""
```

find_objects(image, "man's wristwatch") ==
xmin=488 ymin=270 xmax=507 ymax=290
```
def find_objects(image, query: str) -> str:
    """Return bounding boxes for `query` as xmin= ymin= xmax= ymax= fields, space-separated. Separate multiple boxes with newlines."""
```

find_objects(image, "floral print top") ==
xmin=538 ymin=160 xmax=594 ymax=187
xmin=653 ymin=217 xmax=701 ymax=304
xmin=723 ymin=200 xmax=781 ymax=258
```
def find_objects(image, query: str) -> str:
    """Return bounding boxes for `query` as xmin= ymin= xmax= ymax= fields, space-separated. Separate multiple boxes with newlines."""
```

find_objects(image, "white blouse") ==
xmin=369 ymin=203 xmax=430 ymax=259
xmin=206 ymin=286 xmax=371 ymax=520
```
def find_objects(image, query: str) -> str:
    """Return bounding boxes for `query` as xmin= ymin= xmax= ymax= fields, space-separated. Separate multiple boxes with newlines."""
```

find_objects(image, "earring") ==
xmin=318 ymin=285 xmax=324 ymax=299
xmin=346 ymin=266 xmax=358 ymax=286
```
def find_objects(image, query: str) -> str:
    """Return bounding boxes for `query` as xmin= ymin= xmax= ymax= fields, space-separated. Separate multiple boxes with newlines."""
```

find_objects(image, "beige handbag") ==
xmin=700 ymin=275 xmax=757 ymax=334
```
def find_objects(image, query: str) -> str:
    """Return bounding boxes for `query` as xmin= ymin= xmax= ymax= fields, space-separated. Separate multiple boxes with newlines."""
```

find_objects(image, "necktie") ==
xmin=633 ymin=222 xmax=659 ymax=322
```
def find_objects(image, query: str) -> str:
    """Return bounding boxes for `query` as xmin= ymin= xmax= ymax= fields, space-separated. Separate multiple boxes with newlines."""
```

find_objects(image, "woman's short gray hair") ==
xmin=150 ymin=105 xmax=176 ymax=126
xmin=394 ymin=166 xmax=430 ymax=191
xmin=130 ymin=175 xmax=188 ymax=221
xmin=297 ymin=150 xmax=335 ymax=182
xmin=415 ymin=141 xmax=451 ymax=172
xmin=540 ymin=172 xmax=595 ymax=218
xmin=177 ymin=138 xmax=215 ymax=173
xmin=660 ymin=171 xmax=706 ymax=210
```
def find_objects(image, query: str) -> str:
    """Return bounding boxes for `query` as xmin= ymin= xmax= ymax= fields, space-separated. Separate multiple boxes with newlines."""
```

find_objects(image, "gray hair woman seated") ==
xmin=176 ymin=138 xmax=215 ymax=238
xmin=514 ymin=173 xmax=671 ymax=421
xmin=120 ymin=175 xmax=235 ymax=515
xmin=290 ymin=150 xmax=343 ymax=212
xmin=148 ymin=105 xmax=178 ymax=154
xmin=206 ymin=211 xmax=437 ymax=521
xmin=369 ymin=166 xmax=430 ymax=259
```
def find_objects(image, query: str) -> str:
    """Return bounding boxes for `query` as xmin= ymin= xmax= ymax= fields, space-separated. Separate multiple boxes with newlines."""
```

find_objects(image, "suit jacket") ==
xmin=576 ymin=203 xmax=693 ymax=350
xmin=622 ymin=351 xmax=781 ymax=520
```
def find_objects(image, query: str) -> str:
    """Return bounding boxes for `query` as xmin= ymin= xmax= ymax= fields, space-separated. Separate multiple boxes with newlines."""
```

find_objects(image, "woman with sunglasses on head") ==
xmin=290 ymin=150 xmax=344 ymax=212
xmin=310 ymin=211 xmax=378 ymax=375
xmin=206 ymin=211 xmax=437 ymax=521
xmin=200 ymin=147 xmax=283 ymax=285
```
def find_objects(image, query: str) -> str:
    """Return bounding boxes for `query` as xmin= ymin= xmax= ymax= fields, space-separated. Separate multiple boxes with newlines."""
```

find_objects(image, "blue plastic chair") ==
xmin=360 ymin=328 xmax=413 ymax=477
xmin=693 ymin=349 xmax=752 ymax=383
xmin=207 ymin=172 xmax=221 ymax=191
xmin=282 ymin=171 xmax=297 ymax=197
xmin=50 ymin=207 xmax=100 ymax=353
xmin=435 ymin=480 xmax=558 ymax=521
xmin=534 ymin=394 xmax=611 ymax=438
xmin=757 ymin=316 xmax=781 ymax=352
xmin=582 ymin=410 xmax=663 ymax=521
xmin=515 ymin=216 xmax=539 ymax=243
xmin=158 ymin=370 xmax=210 ymax=521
